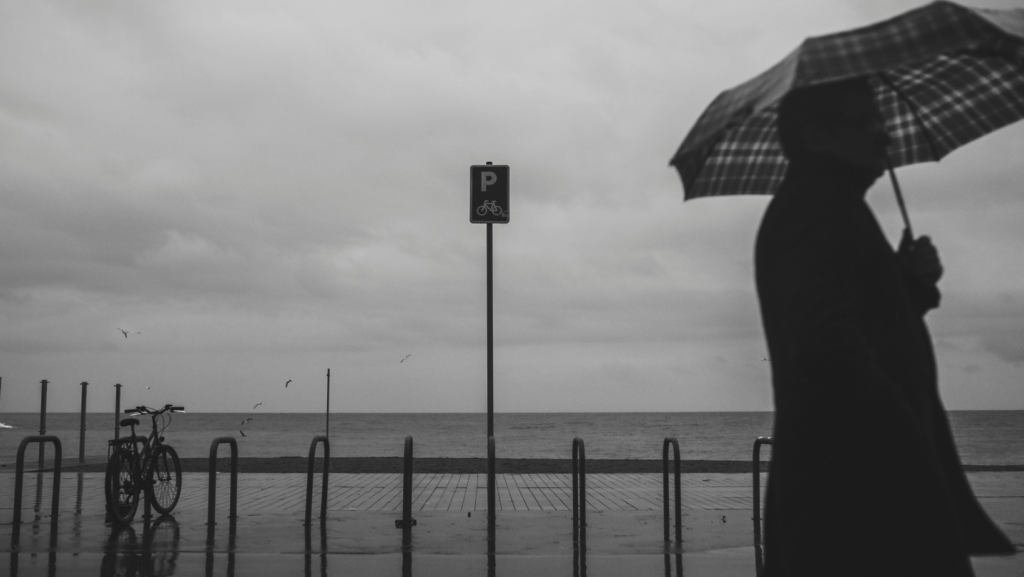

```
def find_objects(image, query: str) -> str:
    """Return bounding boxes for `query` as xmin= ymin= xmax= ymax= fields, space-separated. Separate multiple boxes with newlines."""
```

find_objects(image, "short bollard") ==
xmin=572 ymin=437 xmax=586 ymax=538
xmin=113 ymin=383 xmax=122 ymax=447
xmin=305 ymin=436 xmax=330 ymax=527
xmin=663 ymin=437 xmax=682 ymax=544
xmin=208 ymin=437 xmax=238 ymax=527
xmin=38 ymin=380 xmax=48 ymax=470
xmin=79 ymin=382 xmax=89 ymax=464
xmin=753 ymin=436 xmax=773 ymax=577
xmin=395 ymin=435 xmax=417 ymax=528
xmin=13 ymin=436 xmax=62 ymax=529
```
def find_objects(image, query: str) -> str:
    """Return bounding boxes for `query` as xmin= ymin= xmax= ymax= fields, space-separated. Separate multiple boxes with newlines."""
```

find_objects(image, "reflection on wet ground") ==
xmin=1 ymin=470 xmax=736 ymax=577
xmin=5 ymin=507 xmax=697 ymax=577
xmin=7 ymin=473 xmax=181 ymax=577
xmin=3 ymin=471 xmax=1021 ymax=576
xmin=100 ymin=515 xmax=180 ymax=577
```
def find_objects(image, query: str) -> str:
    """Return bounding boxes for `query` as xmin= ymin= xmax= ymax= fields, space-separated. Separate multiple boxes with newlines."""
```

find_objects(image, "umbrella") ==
xmin=669 ymin=0 xmax=1024 ymax=235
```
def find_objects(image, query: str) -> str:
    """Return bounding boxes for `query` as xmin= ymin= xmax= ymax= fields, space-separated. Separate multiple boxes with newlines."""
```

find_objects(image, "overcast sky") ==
xmin=1 ymin=0 xmax=1021 ymax=413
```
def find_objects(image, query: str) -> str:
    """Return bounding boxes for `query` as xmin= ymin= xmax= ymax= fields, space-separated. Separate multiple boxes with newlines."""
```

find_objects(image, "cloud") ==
xmin=0 ymin=0 xmax=1021 ymax=411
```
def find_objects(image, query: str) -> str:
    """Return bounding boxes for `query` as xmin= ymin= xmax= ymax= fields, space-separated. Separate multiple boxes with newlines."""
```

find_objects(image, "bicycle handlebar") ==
xmin=124 ymin=404 xmax=186 ymax=415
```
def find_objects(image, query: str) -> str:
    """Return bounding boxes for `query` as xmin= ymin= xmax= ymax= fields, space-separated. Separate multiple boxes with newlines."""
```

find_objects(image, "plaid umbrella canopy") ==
xmin=670 ymin=1 xmax=1024 ymax=219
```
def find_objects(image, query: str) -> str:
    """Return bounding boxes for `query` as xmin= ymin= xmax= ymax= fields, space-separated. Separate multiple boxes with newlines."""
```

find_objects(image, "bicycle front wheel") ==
xmin=146 ymin=445 xmax=182 ymax=515
xmin=105 ymin=448 xmax=140 ymax=523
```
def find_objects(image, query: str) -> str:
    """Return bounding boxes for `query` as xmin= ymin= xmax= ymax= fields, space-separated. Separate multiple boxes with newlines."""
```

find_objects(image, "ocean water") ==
xmin=1 ymin=412 xmax=1022 ymax=465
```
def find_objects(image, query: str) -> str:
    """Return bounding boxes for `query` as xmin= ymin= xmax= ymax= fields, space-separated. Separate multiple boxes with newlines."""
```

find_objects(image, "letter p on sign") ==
xmin=470 ymin=164 xmax=509 ymax=224
xmin=481 ymin=171 xmax=498 ymax=191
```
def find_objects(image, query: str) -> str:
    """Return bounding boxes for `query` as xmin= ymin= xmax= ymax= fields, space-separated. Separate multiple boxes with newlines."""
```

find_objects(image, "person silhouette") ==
xmin=754 ymin=77 xmax=1012 ymax=577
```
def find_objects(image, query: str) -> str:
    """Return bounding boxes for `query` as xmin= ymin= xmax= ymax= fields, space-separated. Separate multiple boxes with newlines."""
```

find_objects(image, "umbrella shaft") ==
xmin=885 ymin=159 xmax=913 ymax=238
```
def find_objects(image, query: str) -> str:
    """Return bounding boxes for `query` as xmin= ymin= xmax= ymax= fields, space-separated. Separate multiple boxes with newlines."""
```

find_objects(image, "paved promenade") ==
xmin=2 ymin=470 xmax=1022 ymax=576
xmin=2 ymin=471 xmax=779 ymax=514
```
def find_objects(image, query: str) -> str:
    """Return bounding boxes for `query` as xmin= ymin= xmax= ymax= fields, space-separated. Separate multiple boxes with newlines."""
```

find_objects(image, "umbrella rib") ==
xmin=875 ymin=71 xmax=941 ymax=163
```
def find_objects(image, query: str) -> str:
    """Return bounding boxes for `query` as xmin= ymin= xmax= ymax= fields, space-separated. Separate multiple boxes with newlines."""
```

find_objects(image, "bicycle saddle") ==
xmin=120 ymin=418 xmax=140 ymax=427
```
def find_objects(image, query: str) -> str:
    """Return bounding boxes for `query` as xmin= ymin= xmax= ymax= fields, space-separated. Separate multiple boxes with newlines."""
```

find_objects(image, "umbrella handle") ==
xmin=884 ymin=156 xmax=914 ymax=239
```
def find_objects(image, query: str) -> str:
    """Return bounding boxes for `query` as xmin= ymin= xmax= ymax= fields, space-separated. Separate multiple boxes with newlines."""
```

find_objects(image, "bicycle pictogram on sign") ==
xmin=476 ymin=200 xmax=508 ymax=218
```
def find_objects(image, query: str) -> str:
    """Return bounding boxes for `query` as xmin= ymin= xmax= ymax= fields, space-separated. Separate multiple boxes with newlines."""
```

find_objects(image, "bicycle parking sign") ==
xmin=470 ymin=164 xmax=509 ymax=224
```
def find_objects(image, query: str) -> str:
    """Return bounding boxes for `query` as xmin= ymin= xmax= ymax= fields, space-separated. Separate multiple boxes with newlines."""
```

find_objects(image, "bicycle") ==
xmin=105 ymin=404 xmax=185 ymax=524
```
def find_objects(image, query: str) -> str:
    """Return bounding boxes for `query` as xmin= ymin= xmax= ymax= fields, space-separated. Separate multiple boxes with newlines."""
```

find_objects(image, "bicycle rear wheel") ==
xmin=146 ymin=445 xmax=182 ymax=515
xmin=105 ymin=448 xmax=140 ymax=523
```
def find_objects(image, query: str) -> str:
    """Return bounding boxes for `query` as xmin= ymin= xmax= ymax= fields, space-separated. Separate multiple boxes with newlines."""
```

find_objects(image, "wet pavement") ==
xmin=2 ymin=470 xmax=1022 ymax=576
xmin=4 ymin=507 xmax=757 ymax=577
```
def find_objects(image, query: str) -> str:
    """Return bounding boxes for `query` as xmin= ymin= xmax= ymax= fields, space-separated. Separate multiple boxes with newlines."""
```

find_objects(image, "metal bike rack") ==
xmin=305 ymin=436 xmax=330 ymax=527
xmin=13 ymin=435 xmax=62 ymax=528
xmin=753 ymin=436 xmax=772 ymax=576
xmin=572 ymin=437 xmax=587 ymax=537
xmin=662 ymin=437 xmax=682 ymax=544
xmin=207 ymin=437 xmax=238 ymax=527
xmin=395 ymin=435 xmax=417 ymax=528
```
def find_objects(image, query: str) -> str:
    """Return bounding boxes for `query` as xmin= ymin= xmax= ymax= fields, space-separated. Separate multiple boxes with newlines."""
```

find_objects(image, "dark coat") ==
xmin=754 ymin=159 xmax=1013 ymax=577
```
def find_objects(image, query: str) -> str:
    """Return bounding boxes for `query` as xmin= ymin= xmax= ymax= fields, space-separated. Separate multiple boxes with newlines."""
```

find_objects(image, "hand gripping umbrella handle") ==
xmin=884 ymin=155 xmax=914 ymax=239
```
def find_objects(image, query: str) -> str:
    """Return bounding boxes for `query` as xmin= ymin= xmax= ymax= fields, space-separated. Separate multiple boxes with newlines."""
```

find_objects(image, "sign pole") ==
xmin=487 ymin=222 xmax=494 ymax=440
xmin=326 ymin=368 xmax=330 ymax=437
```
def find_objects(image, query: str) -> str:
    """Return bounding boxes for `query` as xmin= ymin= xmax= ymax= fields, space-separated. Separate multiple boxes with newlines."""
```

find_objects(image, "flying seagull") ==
xmin=118 ymin=328 xmax=141 ymax=338
xmin=400 ymin=354 xmax=411 ymax=363
xmin=285 ymin=379 xmax=292 ymax=387
xmin=240 ymin=417 xmax=254 ymax=426
xmin=239 ymin=430 xmax=247 ymax=437
xmin=253 ymin=402 xmax=263 ymax=410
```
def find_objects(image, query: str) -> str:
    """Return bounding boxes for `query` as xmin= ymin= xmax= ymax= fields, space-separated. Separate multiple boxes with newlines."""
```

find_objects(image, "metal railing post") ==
xmin=662 ymin=437 xmax=682 ymax=545
xmin=753 ymin=436 xmax=773 ymax=576
xmin=395 ymin=435 xmax=417 ymax=528
xmin=79 ymin=382 xmax=88 ymax=464
xmin=208 ymin=437 xmax=239 ymax=527
xmin=305 ymin=436 xmax=330 ymax=526
xmin=13 ymin=436 xmax=62 ymax=529
xmin=572 ymin=437 xmax=586 ymax=538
